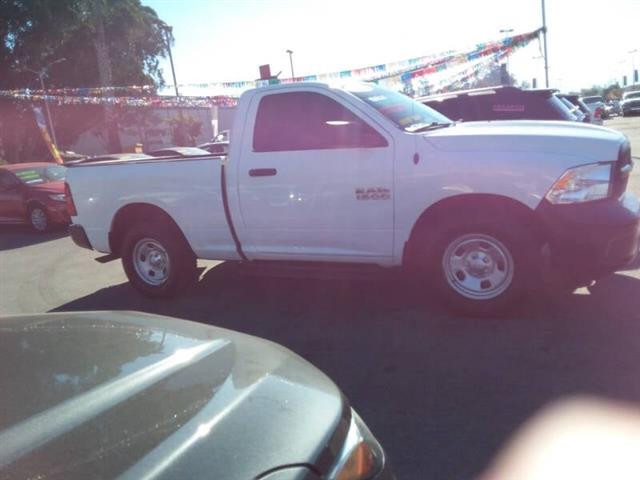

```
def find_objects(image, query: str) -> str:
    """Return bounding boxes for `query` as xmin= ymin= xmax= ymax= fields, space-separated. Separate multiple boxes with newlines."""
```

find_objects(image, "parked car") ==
xmin=65 ymin=82 xmax=639 ymax=316
xmin=65 ymin=153 xmax=153 ymax=165
xmin=557 ymin=94 xmax=593 ymax=123
xmin=418 ymin=86 xmax=578 ymax=123
xmin=0 ymin=311 xmax=394 ymax=480
xmin=580 ymin=95 xmax=606 ymax=123
xmin=197 ymin=140 xmax=230 ymax=155
xmin=605 ymin=99 xmax=621 ymax=117
xmin=557 ymin=95 xmax=587 ymax=122
xmin=0 ymin=162 xmax=69 ymax=232
xmin=198 ymin=131 xmax=231 ymax=155
xmin=148 ymin=147 xmax=211 ymax=157
xmin=620 ymin=91 xmax=640 ymax=117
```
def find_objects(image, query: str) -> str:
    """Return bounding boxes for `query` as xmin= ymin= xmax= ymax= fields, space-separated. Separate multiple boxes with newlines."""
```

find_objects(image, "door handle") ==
xmin=249 ymin=168 xmax=277 ymax=177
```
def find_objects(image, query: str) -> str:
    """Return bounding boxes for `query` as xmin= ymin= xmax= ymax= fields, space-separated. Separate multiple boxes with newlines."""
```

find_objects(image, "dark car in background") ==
xmin=558 ymin=94 xmax=593 ymax=123
xmin=621 ymin=91 xmax=640 ymax=117
xmin=418 ymin=86 xmax=578 ymax=123
xmin=0 ymin=311 xmax=394 ymax=480
xmin=556 ymin=95 xmax=587 ymax=122
xmin=0 ymin=162 xmax=68 ymax=232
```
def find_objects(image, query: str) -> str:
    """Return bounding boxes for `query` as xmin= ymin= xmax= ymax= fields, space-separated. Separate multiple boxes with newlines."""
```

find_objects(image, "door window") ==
xmin=0 ymin=172 xmax=20 ymax=191
xmin=253 ymin=92 xmax=387 ymax=152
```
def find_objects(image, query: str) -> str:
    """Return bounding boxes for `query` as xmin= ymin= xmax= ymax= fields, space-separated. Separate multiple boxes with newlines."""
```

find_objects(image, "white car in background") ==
xmin=580 ymin=95 xmax=606 ymax=124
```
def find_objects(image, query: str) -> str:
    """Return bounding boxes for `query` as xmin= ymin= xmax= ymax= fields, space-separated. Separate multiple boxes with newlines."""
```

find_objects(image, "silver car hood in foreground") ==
xmin=0 ymin=311 xmax=348 ymax=479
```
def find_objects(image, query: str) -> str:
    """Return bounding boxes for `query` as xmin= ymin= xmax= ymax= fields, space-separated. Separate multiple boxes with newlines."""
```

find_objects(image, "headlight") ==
xmin=545 ymin=163 xmax=612 ymax=204
xmin=48 ymin=193 xmax=66 ymax=202
xmin=328 ymin=410 xmax=384 ymax=480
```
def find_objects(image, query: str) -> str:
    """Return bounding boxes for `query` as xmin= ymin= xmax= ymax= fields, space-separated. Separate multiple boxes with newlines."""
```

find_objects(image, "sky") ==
xmin=143 ymin=0 xmax=640 ymax=94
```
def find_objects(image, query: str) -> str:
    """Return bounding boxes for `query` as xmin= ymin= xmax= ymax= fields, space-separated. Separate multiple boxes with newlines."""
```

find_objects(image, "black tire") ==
xmin=121 ymin=220 xmax=197 ymax=297
xmin=28 ymin=204 xmax=50 ymax=232
xmin=415 ymin=219 xmax=539 ymax=317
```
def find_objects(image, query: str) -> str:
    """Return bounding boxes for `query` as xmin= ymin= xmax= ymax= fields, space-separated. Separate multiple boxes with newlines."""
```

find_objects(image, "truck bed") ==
xmin=66 ymin=155 xmax=238 ymax=259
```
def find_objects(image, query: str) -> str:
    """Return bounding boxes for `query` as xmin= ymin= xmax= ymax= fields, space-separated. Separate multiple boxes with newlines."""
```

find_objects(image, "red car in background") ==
xmin=0 ymin=162 xmax=69 ymax=232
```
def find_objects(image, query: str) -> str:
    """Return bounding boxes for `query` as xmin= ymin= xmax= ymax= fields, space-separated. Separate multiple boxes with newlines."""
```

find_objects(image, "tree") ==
xmin=169 ymin=114 xmax=203 ymax=147
xmin=119 ymin=107 xmax=166 ymax=147
xmin=0 ymin=0 xmax=170 ymax=162
xmin=580 ymin=85 xmax=602 ymax=97
xmin=579 ymin=83 xmax=624 ymax=100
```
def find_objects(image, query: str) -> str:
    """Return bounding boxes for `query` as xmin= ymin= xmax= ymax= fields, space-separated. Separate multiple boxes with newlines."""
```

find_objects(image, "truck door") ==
xmin=236 ymin=89 xmax=394 ymax=263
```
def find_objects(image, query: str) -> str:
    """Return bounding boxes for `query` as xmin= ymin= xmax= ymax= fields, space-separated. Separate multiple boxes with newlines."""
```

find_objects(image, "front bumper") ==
xmin=46 ymin=203 xmax=71 ymax=225
xmin=536 ymin=194 xmax=640 ymax=279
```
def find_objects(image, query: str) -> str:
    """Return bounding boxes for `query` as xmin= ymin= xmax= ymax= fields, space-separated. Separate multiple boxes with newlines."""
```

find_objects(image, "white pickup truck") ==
xmin=65 ymin=82 xmax=639 ymax=315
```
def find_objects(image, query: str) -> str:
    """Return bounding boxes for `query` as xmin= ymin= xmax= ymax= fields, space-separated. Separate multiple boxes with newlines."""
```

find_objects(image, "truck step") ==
xmin=236 ymin=261 xmax=393 ymax=281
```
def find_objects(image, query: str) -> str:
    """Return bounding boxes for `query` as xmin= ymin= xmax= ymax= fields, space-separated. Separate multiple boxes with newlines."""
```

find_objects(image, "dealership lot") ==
xmin=1 ymin=116 xmax=639 ymax=479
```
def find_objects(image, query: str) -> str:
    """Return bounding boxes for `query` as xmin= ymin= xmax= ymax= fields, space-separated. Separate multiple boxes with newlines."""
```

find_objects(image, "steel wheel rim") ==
xmin=133 ymin=238 xmax=170 ymax=286
xmin=30 ymin=208 xmax=47 ymax=231
xmin=442 ymin=233 xmax=514 ymax=300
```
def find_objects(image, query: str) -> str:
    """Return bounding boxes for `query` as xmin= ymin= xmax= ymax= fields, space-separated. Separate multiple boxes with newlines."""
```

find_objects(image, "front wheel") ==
xmin=28 ymin=205 xmax=50 ymax=232
xmin=423 ymin=223 xmax=538 ymax=317
xmin=121 ymin=221 xmax=197 ymax=297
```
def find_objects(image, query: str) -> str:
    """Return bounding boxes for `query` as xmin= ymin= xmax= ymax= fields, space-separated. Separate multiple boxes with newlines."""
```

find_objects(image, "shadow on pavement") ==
xmin=0 ymin=225 xmax=68 ymax=251
xmin=51 ymin=263 xmax=640 ymax=480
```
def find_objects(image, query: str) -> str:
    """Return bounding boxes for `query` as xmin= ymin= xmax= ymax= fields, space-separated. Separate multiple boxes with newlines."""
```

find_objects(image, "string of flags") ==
xmin=0 ymin=28 xmax=542 ymax=107
xmin=0 ymin=92 xmax=240 ymax=108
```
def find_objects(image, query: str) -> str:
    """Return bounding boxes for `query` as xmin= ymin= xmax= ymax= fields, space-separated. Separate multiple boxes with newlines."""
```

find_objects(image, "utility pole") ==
xmin=286 ymin=49 xmax=295 ymax=78
xmin=161 ymin=24 xmax=180 ymax=96
xmin=541 ymin=0 xmax=550 ymax=87
xmin=499 ymin=29 xmax=514 ymax=85
xmin=25 ymin=58 xmax=65 ymax=147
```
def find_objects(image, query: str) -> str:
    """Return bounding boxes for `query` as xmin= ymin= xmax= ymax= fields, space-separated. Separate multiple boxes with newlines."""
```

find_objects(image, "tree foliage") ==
xmin=579 ymin=83 xmax=625 ymax=100
xmin=169 ymin=114 xmax=203 ymax=147
xmin=0 ymin=0 xmax=168 ymax=89
xmin=0 ymin=0 xmax=170 ymax=162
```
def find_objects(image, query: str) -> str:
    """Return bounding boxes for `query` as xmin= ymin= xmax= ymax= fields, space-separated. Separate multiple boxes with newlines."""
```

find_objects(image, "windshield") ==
xmin=558 ymin=96 xmax=581 ymax=119
xmin=547 ymin=95 xmax=580 ymax=120
xmin=583 ymin=96 xmax=604 ymax=104
xmin=345 ymin=83 xmax=452 ymax=131
xmin=624 ymin=92 xmax=640 ymax=100
xmin=14 ymin=166 xmax=67 ymax=185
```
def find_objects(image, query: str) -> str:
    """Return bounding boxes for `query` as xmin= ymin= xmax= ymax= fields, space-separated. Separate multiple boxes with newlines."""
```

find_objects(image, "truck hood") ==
xmin=0 ymin=311 xmax=347 ymax=480
xmin=423 ymin=120 xmax=625 ymax=163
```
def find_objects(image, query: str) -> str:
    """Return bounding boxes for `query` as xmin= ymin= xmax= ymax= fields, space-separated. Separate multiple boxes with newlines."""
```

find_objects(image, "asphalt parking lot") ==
xmin=1 ymin=116 xmax=640 ymax=480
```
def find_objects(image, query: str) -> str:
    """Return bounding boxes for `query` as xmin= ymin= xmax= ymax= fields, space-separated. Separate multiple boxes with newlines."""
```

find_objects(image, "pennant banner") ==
xmin=0 ymin=28 xmax=542 ymax=106
xmin=2 ymin=93 xmax=239 ymax=108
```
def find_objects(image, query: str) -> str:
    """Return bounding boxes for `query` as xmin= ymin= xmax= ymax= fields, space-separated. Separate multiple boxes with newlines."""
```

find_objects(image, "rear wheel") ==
xmin=28 ymin=205 xmax=49 ymax=232
xmin=122 ymin=221 xmax=197 ymax=297
xmin=415 ymin=219 xmax=539 ymax=317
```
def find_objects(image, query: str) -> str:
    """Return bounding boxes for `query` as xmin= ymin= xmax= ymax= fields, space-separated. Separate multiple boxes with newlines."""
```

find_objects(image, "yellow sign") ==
xmin=33 ymin=106 xmax=63 ymax=164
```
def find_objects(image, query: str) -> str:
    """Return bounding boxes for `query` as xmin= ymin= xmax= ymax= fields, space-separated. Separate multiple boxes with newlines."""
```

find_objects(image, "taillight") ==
xmin=594 ymin=107 xmax=603 ymax=119
xmin=64 ymin=182 xmax=77 ymax=216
